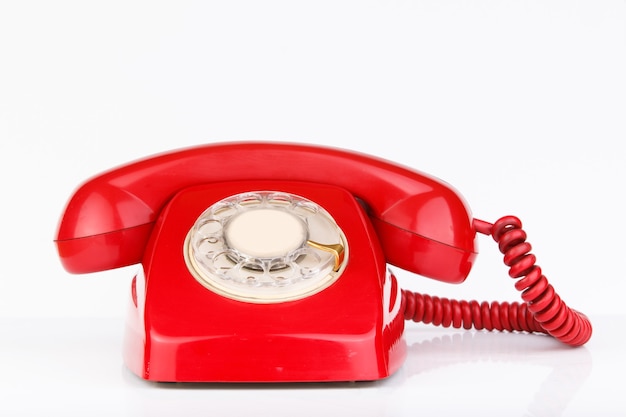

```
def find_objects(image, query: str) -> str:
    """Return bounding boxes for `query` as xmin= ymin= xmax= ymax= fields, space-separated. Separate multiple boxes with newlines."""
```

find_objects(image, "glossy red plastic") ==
xmin=123 ymin=181 xmax=406 ymax=382
xmin=55 ymin=142 xmax=477 ymax=283
xmin=54 ymin=142 xmax=592 ymax=383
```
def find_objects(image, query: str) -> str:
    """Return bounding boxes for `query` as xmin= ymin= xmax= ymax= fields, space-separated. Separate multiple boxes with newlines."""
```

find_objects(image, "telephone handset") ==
xmin=55 ymin=142 xmax=591 ymax=382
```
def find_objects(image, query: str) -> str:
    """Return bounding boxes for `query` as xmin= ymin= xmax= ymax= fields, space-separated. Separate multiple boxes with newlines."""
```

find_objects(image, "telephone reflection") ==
xmin=54 ymin=142 xmax=592 ymax=383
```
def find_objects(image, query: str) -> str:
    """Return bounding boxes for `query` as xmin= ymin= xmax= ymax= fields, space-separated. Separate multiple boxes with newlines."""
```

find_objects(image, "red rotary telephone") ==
xmin=54 ymin=142 xmax=592 ymax=382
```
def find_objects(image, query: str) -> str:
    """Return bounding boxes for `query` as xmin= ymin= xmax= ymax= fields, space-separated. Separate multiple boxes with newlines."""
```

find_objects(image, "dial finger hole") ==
xmin=197 ymin=237 xmax=222 ymax=255
xmin=297 ymin=251 xmax=323 ymax=278
xmin=239 ymin=259 xmax=266 ymax=273
xmin=211 ymin=251 xmax=239 ymax=279
xmin=293 ymin=201 xmax=318 ymax=217
xmin=233 ymin=260 xmax=265 ymax=286
xmin=267 ymin=192 xmax=294 ymax=207
xmin=237 ymin=193 xmax=264 ymax=207
xmin=270 ymin=263 xmax=296 ymax=286
xmin=196 ymin=218 xmax=222 ymax=237
xmin=212 ymin=203 xmax=238 ymax=218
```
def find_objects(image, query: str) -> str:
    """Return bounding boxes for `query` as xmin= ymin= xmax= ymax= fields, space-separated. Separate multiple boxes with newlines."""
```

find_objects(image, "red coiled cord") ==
xmin=402 ymin=216 xmax=592 ymax=346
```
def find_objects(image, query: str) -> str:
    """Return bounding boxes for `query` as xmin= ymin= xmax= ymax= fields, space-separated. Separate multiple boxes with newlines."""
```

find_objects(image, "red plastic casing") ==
xmin=123 ymin=181 xmax=406 ymax=382
xmin=54 ymin=142 xmax=478 ymax=382
xmin=55 ymin=142 xmax=477 ymax=283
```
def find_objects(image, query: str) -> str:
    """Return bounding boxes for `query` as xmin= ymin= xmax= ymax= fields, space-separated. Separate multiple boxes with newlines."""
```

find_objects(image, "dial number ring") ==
xmin=184 ymin=191 xmax=348 ymax=303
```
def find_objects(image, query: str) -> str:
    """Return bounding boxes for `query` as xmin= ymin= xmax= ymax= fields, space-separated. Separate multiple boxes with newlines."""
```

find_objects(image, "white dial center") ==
xmin=224 ymin=209 xmax=307 ymax=258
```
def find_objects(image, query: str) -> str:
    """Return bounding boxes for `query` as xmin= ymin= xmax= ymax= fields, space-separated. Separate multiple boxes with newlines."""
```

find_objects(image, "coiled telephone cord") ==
xmin=401 ymin=216 xmax=592 ymax=346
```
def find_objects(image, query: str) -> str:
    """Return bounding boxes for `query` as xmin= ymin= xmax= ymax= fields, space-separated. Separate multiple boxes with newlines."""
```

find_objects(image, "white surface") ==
xmin=0 ymin=1 xmax=624 ymax=416
xmin=1 ymin=315 xmax=623 ymax=416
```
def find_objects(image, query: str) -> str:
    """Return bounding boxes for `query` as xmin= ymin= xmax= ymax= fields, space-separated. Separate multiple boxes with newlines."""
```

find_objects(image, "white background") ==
xmin=1 ymin=1 xmax=624 ymax=416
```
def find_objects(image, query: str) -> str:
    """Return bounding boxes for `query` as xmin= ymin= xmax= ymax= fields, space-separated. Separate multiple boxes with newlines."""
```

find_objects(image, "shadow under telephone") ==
xmin=54 ymin=142 xmax=592 ymax=382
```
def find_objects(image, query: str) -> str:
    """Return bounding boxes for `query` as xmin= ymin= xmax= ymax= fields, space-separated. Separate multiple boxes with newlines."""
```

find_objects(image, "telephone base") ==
xmin=122 ymin=181 xmax=407 ymax=383
xmin=123 ymin=269 xmax=407 ymax=383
